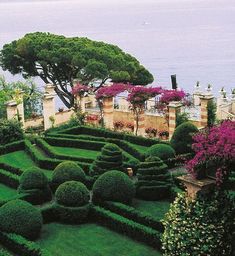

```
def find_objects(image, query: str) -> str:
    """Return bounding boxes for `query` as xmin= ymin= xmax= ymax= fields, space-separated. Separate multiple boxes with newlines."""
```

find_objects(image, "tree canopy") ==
xmin=0 ymin=32 xmax=154 ymax=108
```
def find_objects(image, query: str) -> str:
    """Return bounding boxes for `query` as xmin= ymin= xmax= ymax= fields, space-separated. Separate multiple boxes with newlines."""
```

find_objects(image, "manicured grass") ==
xmin=132 ymin=199 xmax=171 ymax=221
xmin=52 ymin=146 xmax=99 ymax=159
xmin=0 ymin=183 xmax=17 ymax=201
xmin=37 ymin=223 xmax=161 ymax=256
xmin=0 ymin=150 xmax=52 ymax=179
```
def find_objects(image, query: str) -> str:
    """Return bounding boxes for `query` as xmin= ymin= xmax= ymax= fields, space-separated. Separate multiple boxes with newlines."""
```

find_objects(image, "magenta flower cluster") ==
xmin=159 ymin=89 xmax=186 ymax=104
xmin=96 ymin=83 xmax=129 ymax=100
xmin=127 ymin=86 xmax=162 ymax=106
xmin=187 ymin=120 xmax=235 ymax=186
xmin=72 ymin=83 xmax=89 ymax=96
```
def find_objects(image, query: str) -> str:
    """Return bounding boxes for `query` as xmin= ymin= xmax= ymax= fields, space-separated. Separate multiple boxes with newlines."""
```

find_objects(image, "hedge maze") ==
xmin=0 ymin=125 xmax=195 ymax=256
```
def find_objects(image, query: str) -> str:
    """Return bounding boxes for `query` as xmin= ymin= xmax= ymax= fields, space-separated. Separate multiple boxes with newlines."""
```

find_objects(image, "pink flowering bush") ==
xmin=96 ymin=83 xmax=130 ymax=100
xmin=159 ymin=89 xmax=186 ymax=104
xmin=187 ymin=120 xmax=235 ymax=186
xmin=72 ymin=83 xmax=89 ymax=96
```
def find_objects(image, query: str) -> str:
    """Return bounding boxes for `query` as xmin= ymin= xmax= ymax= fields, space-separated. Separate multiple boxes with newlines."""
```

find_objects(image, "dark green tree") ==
xmin=0 ymin=32 xmax=154 ymax=108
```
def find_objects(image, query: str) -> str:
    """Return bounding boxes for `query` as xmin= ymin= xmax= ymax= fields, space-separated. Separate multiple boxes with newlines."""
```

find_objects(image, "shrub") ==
xmin=136 ymin=156 xmax=172 ymax=200
xmin=90 ymin=143 xmax=123 ymax=176
xmin=18 ymin=167 xmax=52 ymax=204
xmin=0 ymin=200 xmax=42 ymax=240
xmin=162 ymin=192 xmax=234 ymax=256
xmin=146 ymin=144 xmax=175 ymax=161
xmin=0 ymin=119 xmax=24 ymax=145
xmin=19 ymin=167 xmax=48 ymax=190
xmin=170 ymin=121 xmax=198 ymax=154
xmin=52 ymin=161 xmax=86 ymax=188
xmin=92 ymin=170 xmax=135 ymax=204
xmin=55 ymin=181 xmax=89 ymax=207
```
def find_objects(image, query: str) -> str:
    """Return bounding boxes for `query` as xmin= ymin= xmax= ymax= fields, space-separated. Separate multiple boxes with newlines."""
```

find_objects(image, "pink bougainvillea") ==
xmin=72 ymin=83 xmax=89 ymax=96
xmin=187 ymin=120 xmax=235 ymax=186
xmin=96 ymin=83 xmax=130 ymax=100
xmin=159 ymin=89 xmax=186 ymax=104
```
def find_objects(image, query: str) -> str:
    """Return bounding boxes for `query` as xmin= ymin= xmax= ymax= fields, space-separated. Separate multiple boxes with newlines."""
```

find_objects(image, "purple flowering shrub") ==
xmin=187 ymin=120 xmax=235 ymax=186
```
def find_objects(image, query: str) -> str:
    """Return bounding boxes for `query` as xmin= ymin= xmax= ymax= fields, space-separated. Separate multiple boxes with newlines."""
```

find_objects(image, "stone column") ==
xmin=44 ymin=83 xmax=55 ymax=94
xmin=17 ymin=91 xmax=25 ymax=128
xmin=134 ymin=110 xmax=145 ymax=136
xmin=6 ymin=100 xmax=18 ymax=120
xmin=199 ymin=94 xmax=214 ymax=127
xmin=231 ymin=94 xmax=235 ymax=114
xmin=43 ymin=85 xmax=56 ymax=130
xmin=193 ymin=82 xmax=202 ymax=106
xmin=103 ymin=97 xmax=114 ymax=129
xmin=168 ymin=101 xmax=182 ymax=139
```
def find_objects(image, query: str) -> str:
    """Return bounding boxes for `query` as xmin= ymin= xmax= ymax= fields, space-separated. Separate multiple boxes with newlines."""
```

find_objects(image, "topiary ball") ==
xmin=52 ymin=161 xmax=86 ymax=187
xmin=170 ymin=121 xmax=199 ymax=154
xmin=146 ymin=144 xmax=175 ymax=160
xmin=92 ymin=170 xmax=135 ymax=204
xmin=19 ymin=167 xmax=48 ymax=190
xmin=55 ymin=181 xmax=90 ymax=207
xmin=0 ymin=199 xmax=42 ymax=240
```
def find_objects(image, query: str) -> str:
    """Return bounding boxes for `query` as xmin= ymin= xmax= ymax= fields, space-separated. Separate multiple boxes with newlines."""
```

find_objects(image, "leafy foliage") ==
xmin=0 ymin=119 xmax=24 ymax=145
xmin=162 ymin=192 xmax=234 ymax=256
xmin=170 ymin=121 xmax=198 ymax=154
xmin=0 ymin=200 xmax=42 ymax=240
xmin=207 ymin=99 xmax=217 ymax=127
xmin=0 ymin=32 xmax=153 ymax=107
xmin=92 ymin=170 xmax=135 ymax=204
xmin=55 ymin=181 xmax=89 ymax=207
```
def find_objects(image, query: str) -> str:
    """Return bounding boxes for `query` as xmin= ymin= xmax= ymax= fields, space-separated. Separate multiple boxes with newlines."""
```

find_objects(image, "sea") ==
xmin=0 ymin=0 xmax=235 ymax=100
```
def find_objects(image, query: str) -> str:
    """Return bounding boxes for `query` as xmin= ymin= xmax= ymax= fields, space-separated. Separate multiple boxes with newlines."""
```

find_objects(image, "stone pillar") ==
xmin=231 ymin=94 xmax=235 ymax=114
xmin=43 ymin=85 xmax=56 ymax=130
xmin=134 ymin=110 xmax=145 ymax=136
xmin=168 ymin=101 xmax=182 ymax=139
xmin=199 ymin=94 xmax=214 ymax=127
xmin=178 ymin=175 xmax=215 ymax=199
xmin=6 ymin=100 xmax=18 ymax=120
xmin=103 ymin=97 xmax=114 ymax=129
xmin=193 ymin=82 xmax=202 ymax=106
xmin=17 ymin=92 xmax=25 ymax=128
xmin=44 ymin=83 xmax=55 ymax=94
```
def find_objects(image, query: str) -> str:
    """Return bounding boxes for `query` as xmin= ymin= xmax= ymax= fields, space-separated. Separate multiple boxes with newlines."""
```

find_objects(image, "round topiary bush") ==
xmin=146 ymin=144 xmax=175 ymax=161
xmin=170 ymin=121 xmax=198 ymax=154
xmin=90 ymin=144 xmax=123 ymax=176
xmin=18 ymin=167 xmax=52 ymax=204
xmin=52 ymin=161 xmax=86 ymax=188
xmin=92 ymin=170 xmax=135 ymax=204
xmin=19 ymin=167 xmax=48 ymax=190
xmin=55 ymin=181 xmax=90 ymax=207
xmin=0 ymin=199 xmax=42 ymax=240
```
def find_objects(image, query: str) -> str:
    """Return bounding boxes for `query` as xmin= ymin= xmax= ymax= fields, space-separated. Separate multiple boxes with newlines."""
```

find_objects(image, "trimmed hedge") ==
xmin=18 ymin=167 xmax=52 ymax=204
xmin=90 ymin=205 xmax=161 ymax=249
xmin=0 ymin=169 xmax=19 ymax=188
xmin=90 ymin=144 xmax=123 ymax=176
xmin=146 ymin=144 xmax=175 ymax=161
xmin=24 ymin=139 xmax=91 ymax=172
xmin=50 ymin=125 xmax=162 ymax=147
xmin=92 ymin=170 xmax=135 ymax=204
xmin=170 ymin=121 xmax=199 ymax=154
xmin=52 ymin=161 xmax=86 ymax=189
xmin=0 ymin=162 xmax=23 ymax=176
xmin=55 ymin=181 xmax=89 ymax=207
xmin=35 ymin=138 xmax=95 ymax=163
xmin=136 ymin=157 xmax=173 ymax=200
xmin=0 ymin=200 xmax=42 ymax=240
xmin=102 ymin=201 xmax=163 ymax=232
xmin=0 ymin=232 xmax=51 ymax=256
xmin=0 ymin=140 xmax=25 ymax=155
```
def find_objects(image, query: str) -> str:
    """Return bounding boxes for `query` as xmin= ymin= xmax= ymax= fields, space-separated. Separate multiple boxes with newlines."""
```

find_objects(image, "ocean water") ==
xmin=0 ymin=0 xmax=235 ymax=97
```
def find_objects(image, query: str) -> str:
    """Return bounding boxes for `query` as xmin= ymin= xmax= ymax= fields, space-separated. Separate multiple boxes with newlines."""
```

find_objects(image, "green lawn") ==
xmin=132 ymin=199 xmax=171 ymax=221
xmin=37 ymin=223 xmax=161 ymax=256
xmin=0 ymin=150 xmax=52 ymax=179
xmin=0 ymin=183 xmax=17 ymax=201
xmin=52 ymin=146 xmax=99 ymax=159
